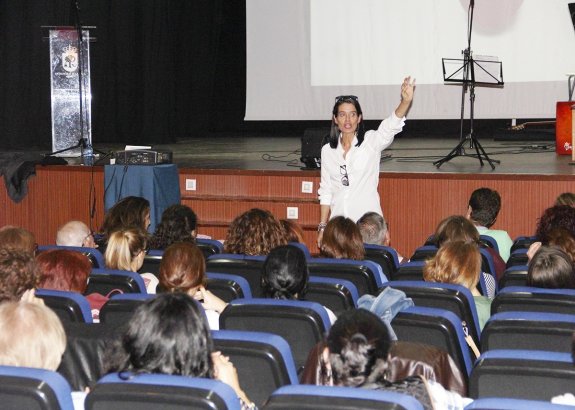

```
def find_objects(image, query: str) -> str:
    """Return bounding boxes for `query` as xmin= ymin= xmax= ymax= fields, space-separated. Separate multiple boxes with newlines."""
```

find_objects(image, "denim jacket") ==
xmin=357 ymin=287 xmax=414 ymax=340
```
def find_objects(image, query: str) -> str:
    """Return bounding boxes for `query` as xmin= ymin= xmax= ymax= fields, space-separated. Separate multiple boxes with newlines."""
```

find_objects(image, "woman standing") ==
xmin=317 ymin=77 xmax=415 ymax=246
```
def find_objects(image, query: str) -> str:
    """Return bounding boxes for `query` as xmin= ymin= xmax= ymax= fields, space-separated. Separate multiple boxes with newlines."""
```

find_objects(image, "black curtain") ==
xmin=0 ymin=0 xmax=245 ymax=150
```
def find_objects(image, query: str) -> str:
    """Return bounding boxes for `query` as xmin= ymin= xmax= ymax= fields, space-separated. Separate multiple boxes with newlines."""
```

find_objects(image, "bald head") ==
xmin=56 ymin=221 xmax=95 ymax=248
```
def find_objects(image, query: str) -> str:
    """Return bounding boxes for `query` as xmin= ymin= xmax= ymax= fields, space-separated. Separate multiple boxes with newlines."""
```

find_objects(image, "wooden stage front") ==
xmin=1 ymin=135 xmax=574 ymax=258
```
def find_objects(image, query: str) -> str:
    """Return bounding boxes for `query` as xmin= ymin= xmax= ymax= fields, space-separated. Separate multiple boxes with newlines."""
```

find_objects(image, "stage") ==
xmin=0 ymin=132 xmax=574 ymax=258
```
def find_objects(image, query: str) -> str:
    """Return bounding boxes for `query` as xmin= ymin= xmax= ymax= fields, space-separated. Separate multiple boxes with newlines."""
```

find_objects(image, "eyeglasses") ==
xmin=335 ymin=95 xmax=358 ymax=103
xmin=340 ymin=165 xmax=349 ymax=186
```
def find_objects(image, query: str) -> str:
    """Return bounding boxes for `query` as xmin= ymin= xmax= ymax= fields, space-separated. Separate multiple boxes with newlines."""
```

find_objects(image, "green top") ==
xmin=473 ymin=295 xmax=492 ymax=331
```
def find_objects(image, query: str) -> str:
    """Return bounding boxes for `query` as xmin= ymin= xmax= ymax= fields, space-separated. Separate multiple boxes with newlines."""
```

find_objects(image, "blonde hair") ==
xmin=423 ymin=241 xmax=481 ymax=291
xmin=105 ymin=228 xmax=148 ymax=271
xmin=0 ymin=301 xmax=66 ymax=370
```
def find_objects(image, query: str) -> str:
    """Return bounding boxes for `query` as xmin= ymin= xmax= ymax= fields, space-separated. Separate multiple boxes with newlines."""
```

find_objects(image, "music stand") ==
xmin=433 ymin=1 xmax=504 ymax=170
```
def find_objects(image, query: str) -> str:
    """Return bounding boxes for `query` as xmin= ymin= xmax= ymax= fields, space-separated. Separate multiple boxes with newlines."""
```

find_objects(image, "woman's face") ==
xmin=334 ymin=102 xmax=361 ymax=135
xmin=144 ymin=211 xmax=151 ymax=230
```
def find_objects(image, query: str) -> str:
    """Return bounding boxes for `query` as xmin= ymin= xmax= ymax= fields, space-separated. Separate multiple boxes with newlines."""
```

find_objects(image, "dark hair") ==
xmin=0 ymin=226 xmax=36 ymax=254
xmin=0 ymin=248 xmax=39 ymax=302
xmin=327 ymin=309 xmax=392 ymax=387
xmin=100 ymin=196 xmax=150 ymax=237
xmin=159 ymin=242 xmax=206 ymax=293
xmin=356 ymin=212 xmax=387 ymax=245
xmin=36 ymin=249 xmax=91 ymax=293
xmin=328 ymin=97 xmax=366 ymax=149
xmin=433 ymin=215 xmax=479 ymax=248
xmin=261 ymin=245 xmax=309 ymax=300
xmin=545 ymin=228 xmax=575 ymax=263
xmin=149 ymin=205 xmax=197 ymax=250
xmin=320 ymin=216 xmax=365 ymax=260
xmin=468 ymin=188 xmax=501 ymax=228
xmin=108 ymin=293 xmax=214 ymax=378
xmin=224 ymin=208 xmax=288 ymax=256
xmin=535 ymin=205 xmax=575 ymax=243
xmin=527 ymin=246 xmax=575 ymax=289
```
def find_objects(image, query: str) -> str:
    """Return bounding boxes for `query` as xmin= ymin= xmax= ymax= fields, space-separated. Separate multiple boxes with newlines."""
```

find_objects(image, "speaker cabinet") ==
xmin=300 ymin=128 xmax=329 ymax=169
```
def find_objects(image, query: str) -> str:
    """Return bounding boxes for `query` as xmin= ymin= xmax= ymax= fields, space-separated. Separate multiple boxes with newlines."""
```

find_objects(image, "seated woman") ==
xmin=158 ymin=242 xmax=227 ymax=329
xmin=96 ymin=196 xmax=151 ymax=251
xmin=424 ymin=240 xmax=492 ymax=330
xmin=36 ymin=249 xmax=108 ymax=321
xmin=0 ymin=301 xmax=85 ymax=409
xmin=105 ymin=292 xmax=256 ymax=409
xmin=149 ymin=204 xmax=197 ymax=250
xmin=104 ymin=228 xmax=158 ymax=293
xmin=261 ymin=245 xmax=336 ymax=323
xmin=527 ymin=246 xmax=575 ymax=289
xmin=431 ymin=215 xmax=499 ymax=297
xmin=0 ymin=248 xmax=40 ymax=303
xmin=319 ymin=216 xmax=365 ymax=260
xmin=224 ymin=208 xmax=288 ymax=255
xmin=0 ymin=225 xmax=37 ymax=254
xmin=280 ymin=219 xmax=305 ymax=243
xmin=324 ymin=309 xmax=471 ymax=409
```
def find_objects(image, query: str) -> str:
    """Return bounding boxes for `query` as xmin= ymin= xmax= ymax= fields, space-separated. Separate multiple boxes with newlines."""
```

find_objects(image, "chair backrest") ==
xmin=363 ymin=244 xmax=400 ymax=279
xmin=392 ymin=261 xmax=426 ymax=282
xmin=206 ymin=254 xmax=266 ymax=297
xmin=99 ymin=293 xmax=155 ymax=326
xmin=466 ymin=397 xmax=575 ymax=410
xmin=479 ymin=234 xmax=499 ymax=253
xmin=206 ymin=272 xmax=252 ymax=301
xmin=35 ymin=288 xmax=93 ymax=323
xmin=288 ymin=242 xmax=312 ymax=259
xmin=0 ymin=365 xmax=75 ymax=410
xmin=263 ymin=385 xmax=424 ymax=410
xmin=87 ymin=268 xmax=147 ymax=295
xmin=506 ymin=248 xmax=529 ymax=268
xmin=138 ymin=249 xmax=163 ymax=277
xmin=307 ymin=258 xmax=387 ymax=296
xmin=37 ymin=245 xmax=105 ymax=268
xmin=510 ymin=235 xmax=537 ymax=254
xmin=491 ymin=286 xmax=575 ymax=315
xmin=387 ymin=281 xmax=481 ymax=347
xmin=307 ymin=276 xmax=358 ymax=315
xmin=196 ymin=238 xmax=224 ymax=259
xmin=219 ymin=298 xmax=331 ymax=372
xmin=58 ymin=322 xmax=123 ymax=392
xmin=212 ymin=330 xmax=298 ymax=407
xmin=498 ymin=265 xmax=528 ymax=289
xmin=85 ymin=373 xmax=241 ymax=410
xmin=469 ymin=349 xmax=575 ymax=400
xmin=391 ymin=306 xmax=474 ymax=380
xmin=408 ymin=245 xmax=437 ymax=262
xmin=481 ymin=311 xmax=575 ymax=353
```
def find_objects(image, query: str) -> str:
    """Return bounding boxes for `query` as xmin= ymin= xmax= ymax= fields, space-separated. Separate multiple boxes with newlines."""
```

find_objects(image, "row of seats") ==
xmin=3 ymin=352 xmax=574 ymax=410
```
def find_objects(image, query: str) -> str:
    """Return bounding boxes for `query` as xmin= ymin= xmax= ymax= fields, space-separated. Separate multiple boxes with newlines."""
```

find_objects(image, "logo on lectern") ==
xmin=564 ymin=142 xmax=573 ymax=152
xmin=62 ymin=45 xmax=78 ymax=73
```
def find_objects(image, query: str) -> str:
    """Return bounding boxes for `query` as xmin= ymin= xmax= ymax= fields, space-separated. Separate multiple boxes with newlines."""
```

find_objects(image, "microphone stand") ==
xmin=433 ymin=0 xmax=499 ymax=170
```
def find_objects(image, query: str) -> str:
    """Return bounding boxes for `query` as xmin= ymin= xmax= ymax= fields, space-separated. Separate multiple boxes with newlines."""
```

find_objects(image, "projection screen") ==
xmin=246 ymin=0 xmax=575 ymax=120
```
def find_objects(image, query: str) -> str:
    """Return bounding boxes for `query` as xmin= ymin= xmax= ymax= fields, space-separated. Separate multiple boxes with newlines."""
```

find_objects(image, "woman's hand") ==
xmin=198 ymin=286 xmax=228 ymax=313
xmin=527 ymin=241 xmax=542 ymax=261
xmin=212 ymin=351 xmax=253 ymax=405
xmin=20 ymin=289 xmax=45 ymax=305
xmin=395 ymin=76 xmax=416 ymax=118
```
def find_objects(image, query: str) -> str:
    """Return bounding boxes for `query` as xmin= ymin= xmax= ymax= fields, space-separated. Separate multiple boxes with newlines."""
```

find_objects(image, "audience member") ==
xmin=319 ymin=216 xmax=365 ymax=260
xmin=97 ymin=196 xmax=151 ymax=249
xmin=432 ymin=215 xmax=499 ymax=295
xmin=0 ymin=248 xmax=40 ymax=303
xmin=105 ymin=292 xmax=256 ymax=409
xmin=528 ymin=228 xmax=575 ymax=263
xmin=556 ymin=192 xmax=575 ymax=207
xmin=149 ymin=204 xmax=197 ymax=250
xmin=0 ymin=301 xmax=86 ymax=409
xmin=324 ymin=309 xmax=471 ymax=409
xmin=56 ymin=220 xmax=97 ymax=248
xmin=104 ymin=228 xmax=158 ymax=293
xmin=424 ymin=241 xmax=492 ymax=330
xmin=158 ymin=242 xmax=227 ymax=329
xmin=280 ymin=219 xmax=305 ymax=243
xmin=527 ymin=246 xmax=575 ymax=289
xmin=262 ymin=245 xmax=336 ymax=323
xmin=357 ymin=211 xmax=404 ymax=263
xmin=466 ymin=187 xmax=513 ymax=262
xmin=534 ymin=205 xmax=575 ymax=243
xmin=0 ymin=225 xmax=36 ymax=254
xmin=223 ymin=208 xmax=287 ymax=255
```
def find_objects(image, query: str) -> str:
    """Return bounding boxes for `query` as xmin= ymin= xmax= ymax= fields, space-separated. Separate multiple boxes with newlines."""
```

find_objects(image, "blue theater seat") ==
xmin=36 ymin=288 xmax=93 ymax=323
xmin=37 ymin=245 xmax=105 ymax=268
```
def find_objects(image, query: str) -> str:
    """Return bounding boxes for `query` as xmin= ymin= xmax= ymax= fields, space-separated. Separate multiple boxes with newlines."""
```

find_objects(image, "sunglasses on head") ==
xmin=335 ymin=95 xmax=358 ymax=103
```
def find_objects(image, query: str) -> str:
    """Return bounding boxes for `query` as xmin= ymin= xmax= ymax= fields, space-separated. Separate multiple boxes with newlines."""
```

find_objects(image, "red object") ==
xmin=556 ymin=101 xmax=574 ymax=155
